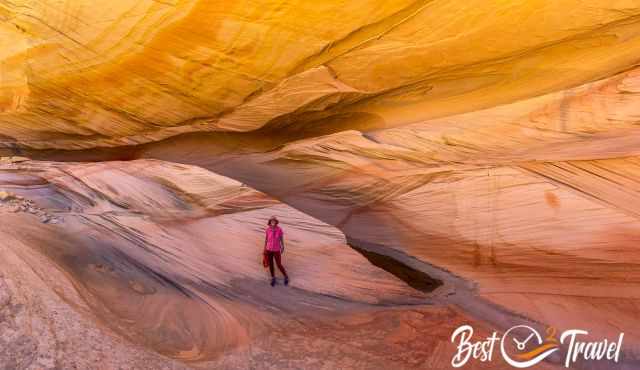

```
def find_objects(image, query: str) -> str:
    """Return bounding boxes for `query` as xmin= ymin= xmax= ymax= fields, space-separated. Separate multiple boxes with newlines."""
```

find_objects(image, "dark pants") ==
xmin=266 ymin=251 xmax=288 ymax=278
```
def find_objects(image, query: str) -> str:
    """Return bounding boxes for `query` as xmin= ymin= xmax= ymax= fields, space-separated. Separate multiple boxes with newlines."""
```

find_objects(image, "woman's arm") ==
xmin=280 ymin=234 xmax=285 ymax=254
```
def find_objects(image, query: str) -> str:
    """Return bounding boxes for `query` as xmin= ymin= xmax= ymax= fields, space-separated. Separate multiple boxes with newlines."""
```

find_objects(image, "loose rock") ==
xmin=0 ymin=191 xmax=13 ymax=201
xmin=0 ymin=191 xmax=62 ymax=224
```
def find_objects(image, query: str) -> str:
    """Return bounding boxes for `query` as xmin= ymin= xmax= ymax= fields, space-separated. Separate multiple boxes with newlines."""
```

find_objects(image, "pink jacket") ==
xmin=265 ymin=226 xmax=283 ymax=252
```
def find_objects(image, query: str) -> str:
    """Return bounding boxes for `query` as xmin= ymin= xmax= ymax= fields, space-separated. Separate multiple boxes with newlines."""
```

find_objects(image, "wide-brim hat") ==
xmin=268 ymin=216 xmax=279 ymax=225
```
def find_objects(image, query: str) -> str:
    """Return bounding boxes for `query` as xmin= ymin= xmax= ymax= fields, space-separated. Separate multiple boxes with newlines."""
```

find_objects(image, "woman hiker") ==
xmin=264 ymin=216 xmax=289 ymax=286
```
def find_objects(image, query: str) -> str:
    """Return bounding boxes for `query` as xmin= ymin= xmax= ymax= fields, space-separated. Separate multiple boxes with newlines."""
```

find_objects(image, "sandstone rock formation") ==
xmin=1 ymin=1 xmax=640 ymax=369
xmin=0 ymin=158 xmax=473 ymax=369
xmin=3 ymin=1 xmax=640 ymax=149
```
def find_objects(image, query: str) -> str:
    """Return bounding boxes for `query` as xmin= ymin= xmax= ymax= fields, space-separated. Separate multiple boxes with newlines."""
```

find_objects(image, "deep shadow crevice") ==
xmin=348 ymin=242 xmax=442 ymax=293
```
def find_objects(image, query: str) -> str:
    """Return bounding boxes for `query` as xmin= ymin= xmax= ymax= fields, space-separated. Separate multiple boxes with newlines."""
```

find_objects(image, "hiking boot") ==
xmin=270 ymin=277 xmax=276 ymax=287
xmin=284 ymin=277 xmax=289 ymax=286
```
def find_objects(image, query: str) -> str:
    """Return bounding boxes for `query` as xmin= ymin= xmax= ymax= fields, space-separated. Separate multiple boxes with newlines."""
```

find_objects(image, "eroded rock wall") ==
xmin=1 ymin=1 xmax=640 ymax=368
